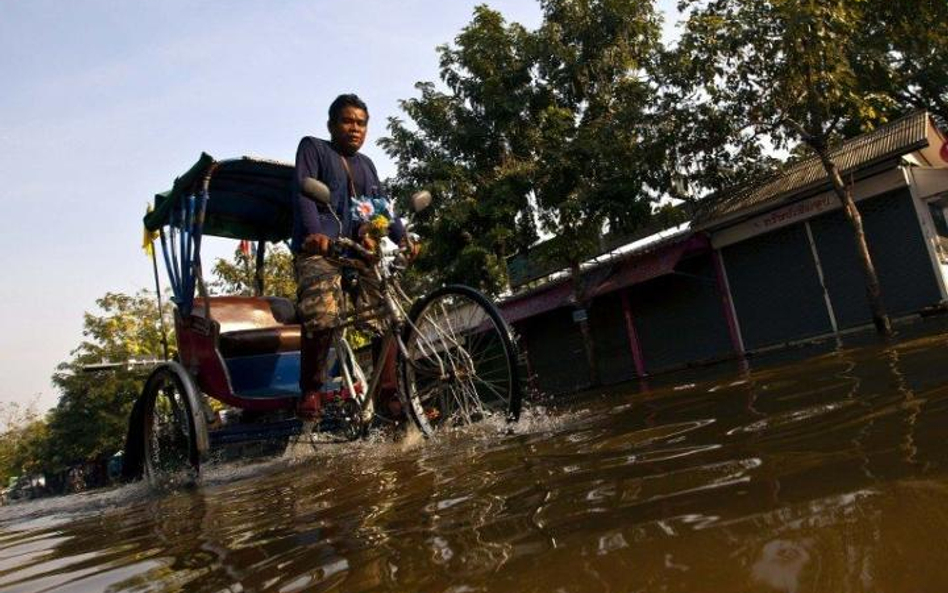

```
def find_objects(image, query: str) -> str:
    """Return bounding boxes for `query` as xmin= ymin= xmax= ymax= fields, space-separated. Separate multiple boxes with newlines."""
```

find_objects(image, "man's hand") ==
xmin=302 ymin=233 xmax=331 ymax=255
xmin=401 ymin=238 xmax=422 ymax=263
xmin=357 ymin=224 xmax=378 ymax=253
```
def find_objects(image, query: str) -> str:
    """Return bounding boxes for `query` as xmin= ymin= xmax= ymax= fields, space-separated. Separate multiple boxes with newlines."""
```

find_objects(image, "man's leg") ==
xmin=295 ymin=255 xmax=342 ymax=419
xmin=299 ymin=328 xmax=333 ymax=405
xmin=371 ymin=335 xmax=402 ymax=420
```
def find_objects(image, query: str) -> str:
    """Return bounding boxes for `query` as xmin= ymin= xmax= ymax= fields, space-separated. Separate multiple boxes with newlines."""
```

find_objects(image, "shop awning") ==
xmin=501 ymin=281 xmax=575 ymax=325
xmin=588 ymin=233 xmax=710 ymax=298
xmin=500 ymin=233 xmax=710 ymax=325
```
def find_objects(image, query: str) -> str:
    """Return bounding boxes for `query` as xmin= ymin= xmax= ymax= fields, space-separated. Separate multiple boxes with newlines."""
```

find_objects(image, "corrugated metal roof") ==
xmin=694 ymin=111 xmax=933 ymax=228
xmin=507 ymin=206 xmax=690 ymax=289
xmin=499 ymin=230 xmax=709 ymax=323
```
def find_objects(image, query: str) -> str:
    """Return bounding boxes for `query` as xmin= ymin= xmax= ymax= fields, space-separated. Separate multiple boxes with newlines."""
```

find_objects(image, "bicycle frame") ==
xmin=327 ymin=245 xmax=484 ymax=433
xmin=324 ymin=246 xmax=412 ymax=428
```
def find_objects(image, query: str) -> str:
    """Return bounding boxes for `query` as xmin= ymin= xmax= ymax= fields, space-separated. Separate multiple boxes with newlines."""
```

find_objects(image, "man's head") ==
xmin=328 ymin=94 xmax=369 ymax=155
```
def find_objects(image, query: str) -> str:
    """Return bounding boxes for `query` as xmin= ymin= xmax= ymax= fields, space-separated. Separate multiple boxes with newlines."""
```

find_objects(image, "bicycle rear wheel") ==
xmin=400 ymin=285 xmax=521 ymax=435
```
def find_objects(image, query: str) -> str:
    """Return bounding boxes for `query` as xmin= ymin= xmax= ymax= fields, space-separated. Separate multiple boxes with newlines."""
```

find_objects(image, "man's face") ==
xmin=328 ymin=106 xmax=368 ymax=155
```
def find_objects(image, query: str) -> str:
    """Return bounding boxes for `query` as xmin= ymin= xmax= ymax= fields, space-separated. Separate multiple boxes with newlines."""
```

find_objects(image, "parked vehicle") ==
xmin=123 ymin=154 xmax=521 ymax=483
xmin=2 ymin=475 xmax=46 ymax=503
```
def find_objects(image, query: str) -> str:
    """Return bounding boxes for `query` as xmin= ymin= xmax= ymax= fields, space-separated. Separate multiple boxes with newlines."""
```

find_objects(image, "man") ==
xmin=292 ymin=93 xmax=406 ymax=419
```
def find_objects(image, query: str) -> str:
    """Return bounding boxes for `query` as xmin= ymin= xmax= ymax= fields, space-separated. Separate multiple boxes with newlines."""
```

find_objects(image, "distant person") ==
xmin=291 ymin=93 xmax=408 ymax=420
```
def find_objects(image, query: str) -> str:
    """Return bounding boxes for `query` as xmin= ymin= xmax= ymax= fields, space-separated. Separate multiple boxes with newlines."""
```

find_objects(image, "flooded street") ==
xmin=3 ymin=326 xmax=948 ymax=592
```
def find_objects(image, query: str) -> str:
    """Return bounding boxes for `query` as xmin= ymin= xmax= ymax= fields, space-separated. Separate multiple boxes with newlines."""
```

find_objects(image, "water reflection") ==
xmin=2 ymin=327 xmax=948 ymax=591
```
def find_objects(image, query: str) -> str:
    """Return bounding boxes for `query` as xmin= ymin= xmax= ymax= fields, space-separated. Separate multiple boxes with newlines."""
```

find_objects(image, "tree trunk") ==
xmin=814 ymin=149 xmax=893 ymax=337
xmin=570 ymin=260 xmax=601 ymax=387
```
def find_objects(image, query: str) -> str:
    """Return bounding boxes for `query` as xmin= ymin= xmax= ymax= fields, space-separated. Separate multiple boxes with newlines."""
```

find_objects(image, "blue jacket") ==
xmin=291 ymin=136 xmax=404 ymax=252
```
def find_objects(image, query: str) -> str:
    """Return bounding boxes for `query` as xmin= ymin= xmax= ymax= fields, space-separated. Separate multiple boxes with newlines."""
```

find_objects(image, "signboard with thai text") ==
xmin=712 ymin=168 xmax=907 ymax=248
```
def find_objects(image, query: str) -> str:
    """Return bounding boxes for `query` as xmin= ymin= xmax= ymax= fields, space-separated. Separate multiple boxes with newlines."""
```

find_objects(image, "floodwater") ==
xmin=4 ymin=325 xmax=948 ymax=592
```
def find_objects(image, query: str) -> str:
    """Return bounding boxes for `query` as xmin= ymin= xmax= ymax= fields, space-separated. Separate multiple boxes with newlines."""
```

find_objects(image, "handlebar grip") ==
xmin=333 ymin=237 xmax=375 ymax=260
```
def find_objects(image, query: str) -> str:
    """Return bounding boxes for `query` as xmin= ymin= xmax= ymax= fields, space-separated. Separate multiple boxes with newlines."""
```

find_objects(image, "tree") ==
xmin=384 ymin=0 xmax=667 ymax=385
xmin=528 ymin=0 xmax=665 ymax=384
xmin=211 ymin=242 xmax=296 ymax=299
xmin=857 ymin=0 xmax=948 ymax=123
xmin=46 ymin=291 xmax=172 ymax=472
xmin=0 ymin=401 xmax=47 ymax=484
xmin=382 ymin=6 xmax=540 ymax=295
xmin=674 ymin=0 xmax=906 ymax=335
xmin=652 ymin=44 xmax=781 ymax=206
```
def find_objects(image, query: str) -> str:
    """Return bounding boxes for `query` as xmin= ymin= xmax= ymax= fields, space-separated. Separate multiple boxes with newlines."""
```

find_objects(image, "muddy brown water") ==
xmin=3 ymin=326 xmax=948 ymax=592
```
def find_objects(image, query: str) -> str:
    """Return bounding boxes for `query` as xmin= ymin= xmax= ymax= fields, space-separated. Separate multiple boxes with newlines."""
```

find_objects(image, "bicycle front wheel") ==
xmin=401 ymin=285 xmax=521 ymax=435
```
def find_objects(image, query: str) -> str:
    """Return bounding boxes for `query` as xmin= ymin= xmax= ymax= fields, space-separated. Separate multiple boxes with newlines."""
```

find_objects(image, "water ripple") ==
xmin=3 ymin=328 xmax=948 ymax=591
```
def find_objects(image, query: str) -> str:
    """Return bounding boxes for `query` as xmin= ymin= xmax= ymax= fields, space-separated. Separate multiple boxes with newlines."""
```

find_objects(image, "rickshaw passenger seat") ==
xmin=193 ymin=296 xmax=302 ymax=358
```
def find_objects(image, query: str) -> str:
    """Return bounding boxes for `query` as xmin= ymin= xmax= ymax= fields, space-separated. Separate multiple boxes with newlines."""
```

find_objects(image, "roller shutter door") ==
xmin=626 ymin=255 xmax=735 ymax=371
xmin=589 ymin=292 xmax=637 ymax=385
xmin=809 ymin=189 xmax=941 ymax=328
xmin=721 ymin=224 xmax=832 ymax=349
xmin=520 ymin=309 xmax=590 ymax=394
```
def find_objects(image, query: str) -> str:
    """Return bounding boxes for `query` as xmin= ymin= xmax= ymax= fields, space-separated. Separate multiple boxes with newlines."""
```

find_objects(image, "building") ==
xmin=502 ymin=112 xmax=948 ymax=395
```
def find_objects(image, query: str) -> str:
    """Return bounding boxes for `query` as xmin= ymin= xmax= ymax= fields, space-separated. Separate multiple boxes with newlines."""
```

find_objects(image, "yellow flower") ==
xmin=369 ymin=214 xmax=390 ymax=238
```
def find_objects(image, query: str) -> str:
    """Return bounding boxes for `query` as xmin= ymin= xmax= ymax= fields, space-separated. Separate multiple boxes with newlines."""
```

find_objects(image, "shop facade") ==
xmin=501 ymin=112 xmax=948 ymax=395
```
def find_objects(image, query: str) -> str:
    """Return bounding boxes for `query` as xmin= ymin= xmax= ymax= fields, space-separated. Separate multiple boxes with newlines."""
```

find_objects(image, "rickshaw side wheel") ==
xmin=138 ymin=362 xmax=209 ymax=485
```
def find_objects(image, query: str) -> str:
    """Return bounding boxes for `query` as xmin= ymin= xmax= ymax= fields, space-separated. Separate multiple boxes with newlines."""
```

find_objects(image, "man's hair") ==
xmin=328 ymin=94 xmax=369 ymax=123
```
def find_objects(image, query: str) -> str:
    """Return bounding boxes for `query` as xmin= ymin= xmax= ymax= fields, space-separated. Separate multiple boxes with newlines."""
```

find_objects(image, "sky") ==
xmin=0 ymin=0 xmax=680 ymax=414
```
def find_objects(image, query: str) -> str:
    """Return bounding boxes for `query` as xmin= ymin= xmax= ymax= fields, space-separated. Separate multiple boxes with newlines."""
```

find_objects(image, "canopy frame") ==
xmin=146 ymin=154 xmax=294 ymax=317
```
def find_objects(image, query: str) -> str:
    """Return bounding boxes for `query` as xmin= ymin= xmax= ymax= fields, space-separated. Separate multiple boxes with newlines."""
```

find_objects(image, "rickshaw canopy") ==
xmin=144 ymin=153 xmax=295 ymax=242
xmin=144 ymin=153 xmax=295 ymax=317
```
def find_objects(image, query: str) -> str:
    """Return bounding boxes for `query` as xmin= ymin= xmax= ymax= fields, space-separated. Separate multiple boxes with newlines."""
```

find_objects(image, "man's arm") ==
xmin=295 ymin=137 xmax=328 ymax=241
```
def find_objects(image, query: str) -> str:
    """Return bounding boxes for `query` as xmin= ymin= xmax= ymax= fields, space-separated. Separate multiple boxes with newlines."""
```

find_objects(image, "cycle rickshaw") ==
xmin=122 ymin=153 xmax=522 ymax=482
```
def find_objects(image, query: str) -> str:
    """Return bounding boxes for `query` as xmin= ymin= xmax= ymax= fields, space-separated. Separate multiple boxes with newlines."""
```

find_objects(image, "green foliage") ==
xmin=45 ymin=291 xmax=172 ymax=471
xmin=653 ymin=43 xmax=780 ymax=200
xmin=382 ymin=6 xmax=539 ymax=295
xmin=669 ymin=0 xmax=944 ymax=175
xmin=0 ymin=402 xmax=46 ymax=483
xmin=652 ymin=202 xmax=691 ymax=229
xmin=857 ymin=0 xmax=948 ymax=123
xmin=382 ymin=1 xmax=666 ymax=293
xmin=70 ymin=291 xmax=172 ymax=362
xmin=531 ymin=0 xmax=665 ymax=270
xmin=211 ymin=243 xmax=296 ymax=299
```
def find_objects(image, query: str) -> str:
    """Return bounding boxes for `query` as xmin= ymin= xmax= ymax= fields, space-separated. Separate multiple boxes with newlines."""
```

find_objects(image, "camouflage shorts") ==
xmin=294 ymin=254 xmax=343 ymax=335
xmin=295 ymin=254 xmax=385 ymax=336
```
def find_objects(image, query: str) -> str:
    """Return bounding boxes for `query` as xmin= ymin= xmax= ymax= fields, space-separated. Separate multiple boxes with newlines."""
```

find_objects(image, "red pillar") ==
xmin=621 ymin=290 xmax=647 ymax=380
xmin=711 ymin=249 xmax=748 ymax=371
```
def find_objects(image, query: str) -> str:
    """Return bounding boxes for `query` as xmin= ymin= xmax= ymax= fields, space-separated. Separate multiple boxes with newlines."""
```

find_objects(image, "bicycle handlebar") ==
xmin=326 ymin=236 xmax=413 ymax=271
xmin=333 ymin=237 xmax=375 ymax=260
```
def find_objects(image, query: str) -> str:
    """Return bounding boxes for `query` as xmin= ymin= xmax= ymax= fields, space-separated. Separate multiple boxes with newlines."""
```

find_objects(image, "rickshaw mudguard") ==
xmin=154 ymin=361 xmax=210 ymax=456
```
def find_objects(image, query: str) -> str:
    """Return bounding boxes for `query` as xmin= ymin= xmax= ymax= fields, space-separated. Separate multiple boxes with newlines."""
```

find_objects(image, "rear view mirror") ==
xmin=410 ymin=190 xmax=432 ymax=213
xmin=301 ymin=177 xmax=331 ymax=205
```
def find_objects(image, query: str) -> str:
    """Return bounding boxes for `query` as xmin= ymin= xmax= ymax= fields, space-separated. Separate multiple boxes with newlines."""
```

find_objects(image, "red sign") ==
xmin=941 ymin=139 xmax=948 ymax=163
